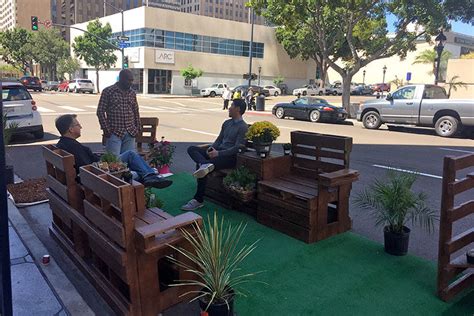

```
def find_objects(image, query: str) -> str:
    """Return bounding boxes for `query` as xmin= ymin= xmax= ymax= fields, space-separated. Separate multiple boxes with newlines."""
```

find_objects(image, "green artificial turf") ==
xmin=154 ymin=173 xmax=474 ymax=316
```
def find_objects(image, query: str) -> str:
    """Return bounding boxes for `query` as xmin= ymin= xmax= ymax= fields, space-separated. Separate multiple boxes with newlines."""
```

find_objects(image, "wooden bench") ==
xmin=437 ymin=154 xmax=474 ymax=301
xmin=43 ymin=145 xmax=202 ymax=315
xmin=136 ymin=117 xmax=159 ymax=159
xmin=257 ymin=131 xmax=359 ymax=243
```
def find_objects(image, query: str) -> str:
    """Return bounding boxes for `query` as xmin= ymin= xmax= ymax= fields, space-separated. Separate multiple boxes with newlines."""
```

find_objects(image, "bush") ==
xmin=245 ymin=121 xmax=280 ymax=143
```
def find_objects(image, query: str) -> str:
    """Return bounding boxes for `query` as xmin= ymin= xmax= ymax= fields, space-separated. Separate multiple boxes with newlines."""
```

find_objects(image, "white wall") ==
xmin=86 ymin=69 xmax=120 ymax=93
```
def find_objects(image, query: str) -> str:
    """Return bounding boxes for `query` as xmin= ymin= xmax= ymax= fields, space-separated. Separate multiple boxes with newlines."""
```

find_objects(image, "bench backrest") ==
xmin=136 ymin=117 xmax=159 ymax=152
xmin=290 ymin=131 xmax=352 ymax=178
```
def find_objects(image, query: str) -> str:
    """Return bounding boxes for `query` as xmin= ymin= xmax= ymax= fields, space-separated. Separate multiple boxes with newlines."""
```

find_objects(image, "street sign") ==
xmin=406 ymin=72 xmax=412 ymax=81
xmin=117 ymin=36 xmax=130 ymax=41
xmin=118 ymin=42 xmax=130 ymax=49
xmin=44 ymin=20 xmax=52 ymax=28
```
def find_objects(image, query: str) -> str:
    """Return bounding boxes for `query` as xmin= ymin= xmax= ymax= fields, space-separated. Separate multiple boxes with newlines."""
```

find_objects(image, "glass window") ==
xmin=2 ymin=86 xmax=31 ymax=101
xmin=294 ymin=98 xmax=308 ymax=105
xmin=392 ymin=86 xmax=416 ymax=100
xmin=423 ymin=86 xmax=448 ymax=99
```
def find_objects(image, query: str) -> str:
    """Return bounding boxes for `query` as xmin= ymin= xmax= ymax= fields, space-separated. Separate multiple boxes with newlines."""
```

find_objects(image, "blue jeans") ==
xmin=119 ymin=150 xmax=154 ymax=179
xmin=105 ymin=133 xmax=136 ymax=156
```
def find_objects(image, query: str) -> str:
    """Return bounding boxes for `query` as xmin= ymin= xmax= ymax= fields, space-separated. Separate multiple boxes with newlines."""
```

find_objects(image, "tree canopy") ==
xmin=0 ymin=28 xmax=33 ymax=74
xmin=30 ymin=28 xmax=69 ymax=79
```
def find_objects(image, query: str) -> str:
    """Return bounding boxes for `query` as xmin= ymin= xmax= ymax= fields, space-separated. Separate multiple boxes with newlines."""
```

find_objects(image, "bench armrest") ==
xmin=319 ymin=169 xmax=359 ymax=187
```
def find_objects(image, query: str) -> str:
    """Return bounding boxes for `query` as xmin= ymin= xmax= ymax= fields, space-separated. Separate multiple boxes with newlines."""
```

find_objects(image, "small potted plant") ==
xmin=144 ymin=187 xmax=164 ymax=208
xmin=355 ymin=171 xmax=438 ymax=256
xmin=167 ymin=213 xmax=260 ymax=316
xmin=282 ymin=143 xmax=292 ymax=155
xmin=223 ymin=166 xmax=257 ymax=203
xmin=245 ymin=121 xmax=280 ymax=158
xmin=148 ymin=136 xmax=176 ymax=175
xmin=96 ymin=152 xmax=128 ymax=177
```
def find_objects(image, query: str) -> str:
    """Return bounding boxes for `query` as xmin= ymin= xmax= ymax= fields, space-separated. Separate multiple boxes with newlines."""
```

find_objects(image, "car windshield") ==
xmin=308 ymin=97 xmax=329 ymax=104
xmin=79 ymin=80 xmax=92 ymax=83
xmin=211 ymin=84 xmax=218 ymax=87
xmin=2 ymin=86 xmax=31 ymax=101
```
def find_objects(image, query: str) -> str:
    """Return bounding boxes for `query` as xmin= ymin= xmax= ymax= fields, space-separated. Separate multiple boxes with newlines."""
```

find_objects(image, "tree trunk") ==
xmin=341 ymin=74 xmax=353 ymax=117
xmin=96 ymin=68 xmax=100 ymax=93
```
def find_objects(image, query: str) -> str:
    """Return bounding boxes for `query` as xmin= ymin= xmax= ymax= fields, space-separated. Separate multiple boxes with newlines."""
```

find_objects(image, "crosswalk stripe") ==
xmin=59 ymin=106 xmax=85 ymax=112
xmin=37 ymin=107 xmax=55 ymax=113
xmin=85 ymin=105 xmax=97 ymax=109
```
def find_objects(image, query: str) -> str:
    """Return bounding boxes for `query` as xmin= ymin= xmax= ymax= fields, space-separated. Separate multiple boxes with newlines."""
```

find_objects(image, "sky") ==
xmin=386 ymin=14 xmax=474 ymax=36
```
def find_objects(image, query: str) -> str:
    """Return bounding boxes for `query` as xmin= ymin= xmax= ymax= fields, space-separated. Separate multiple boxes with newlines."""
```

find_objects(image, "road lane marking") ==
xmin=372 ymin=164 xmax=443 ymax=179
xmin=85 ymin=105 xmax=97 ymax=109
xmin=438 ymin=148 xmax=474 ymax=154
xmin=180 ymin=128 xmax=218 ymax=136
xmin=59 ymin=106 xmax=85 ymax=112
xmin=37 ymin=107 xmax=55 ymax=113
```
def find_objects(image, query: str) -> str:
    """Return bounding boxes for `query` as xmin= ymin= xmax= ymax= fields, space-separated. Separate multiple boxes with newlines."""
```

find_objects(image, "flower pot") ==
xmin=223 ymin=183 xmax=255 ymax=203
xmin=198 ymin=289 xmax=234 ymax=316
xmin=253 ymin=141 xmax=272 ymax=157
xmin=158 ymin=164 xmax=171 ymax=174
xmin=5 ymin=165 xmax=14 ymax=185
xmin=384 ymin=226 xmax=410 ymax=256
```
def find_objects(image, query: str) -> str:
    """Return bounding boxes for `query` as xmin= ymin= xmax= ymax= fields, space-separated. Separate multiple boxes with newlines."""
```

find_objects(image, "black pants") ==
xmin=223 ymin=99 xmax=229 ymax=109
xmin=187 ymin=146 xmax=237 ymax=203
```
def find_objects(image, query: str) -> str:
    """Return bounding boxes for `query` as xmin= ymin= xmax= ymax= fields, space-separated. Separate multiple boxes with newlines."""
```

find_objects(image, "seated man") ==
xmin=182 ymin=99 xmax=248 ymax=211
xmin=54 ymin=114 xmax=172 ymax=189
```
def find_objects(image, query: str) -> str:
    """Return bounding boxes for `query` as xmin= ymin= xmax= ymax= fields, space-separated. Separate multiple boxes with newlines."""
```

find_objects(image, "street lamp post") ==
xmin=362 ymin=70 xmax=366 ymax=85
xmin=104 ymin=0 xmax=125 ymax=70
xmin=258 ymin=66 xmax=262 ymax=86
xmin=381 ymin=65 xmax=387 ymax=97
xmin=434 ymin=31 xmax=447 ymax=85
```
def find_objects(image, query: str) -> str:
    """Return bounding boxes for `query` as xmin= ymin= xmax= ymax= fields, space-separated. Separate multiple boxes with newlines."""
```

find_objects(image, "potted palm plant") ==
xmin=245 ymin=121 xmax=280 ymax=157
xmin=168 ymin=213 xmax=260 ymax=316
xmin=355 ymin=171 xmax=438 ymax=256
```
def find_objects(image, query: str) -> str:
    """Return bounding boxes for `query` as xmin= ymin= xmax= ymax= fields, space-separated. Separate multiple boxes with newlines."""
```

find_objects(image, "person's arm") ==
xmin=211 ymin=121 xmax=226 ymax=149
xmin=216 ymin=123 xmax=248 ymax=157
xmin=97 ymin=89 xmax=110 ymax=136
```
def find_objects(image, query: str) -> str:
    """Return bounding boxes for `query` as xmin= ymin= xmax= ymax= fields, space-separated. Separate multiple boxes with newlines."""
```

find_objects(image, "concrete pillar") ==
xmin=143 ymin=68 xmax=148 ymax=94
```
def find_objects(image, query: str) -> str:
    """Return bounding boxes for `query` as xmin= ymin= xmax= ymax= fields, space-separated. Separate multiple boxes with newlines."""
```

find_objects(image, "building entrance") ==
xmin=148 ymin=69 xmax=171 ymax=94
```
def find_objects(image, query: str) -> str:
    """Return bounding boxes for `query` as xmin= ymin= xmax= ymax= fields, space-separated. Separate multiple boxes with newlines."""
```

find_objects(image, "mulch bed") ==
xmin=7 ymin=178 xmax=48 ymax=204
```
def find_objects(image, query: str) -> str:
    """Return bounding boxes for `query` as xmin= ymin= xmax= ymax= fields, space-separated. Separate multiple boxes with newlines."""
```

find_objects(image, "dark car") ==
xmin=232 ymin=85 xmax=270 ymax=97
xmin=372 ymin=83 xmax=390 ymax=92
xmin=272 ymin=97 xmax=347 ymax=123
xmin=19 ymin=76 xmax=42 ymax=91
xmin=277 ymin=83 xmax=289 ymax=95
xmin=352 ymin=84 xmax=373 ymax=95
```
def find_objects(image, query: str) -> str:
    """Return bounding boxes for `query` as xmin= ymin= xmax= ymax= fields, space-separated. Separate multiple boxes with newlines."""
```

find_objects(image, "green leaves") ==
xmin=0 ymin=28 xmax=33 ymax=73
xmin=180 ymin=64 xmax=203 ymax=80
xmin=57 ymin=57 xmax=80 ymax=80
xmin=355 ymin=171 xmax=438 ymax=233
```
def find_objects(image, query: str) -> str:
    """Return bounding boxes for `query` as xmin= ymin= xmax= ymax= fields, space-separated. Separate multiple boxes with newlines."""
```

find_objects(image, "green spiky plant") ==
xmin=167 ymin=213 xmax=260 ymax=312
xmin=355 ymin=171 xmax=438 ymax=234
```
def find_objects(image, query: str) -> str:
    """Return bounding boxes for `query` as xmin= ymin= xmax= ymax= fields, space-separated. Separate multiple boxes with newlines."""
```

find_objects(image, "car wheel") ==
xmin=275 ymin=107 xmax=285 ymax=119
xmin=435 ymin=116 xmax=458 ymax=137
xmin=274 ymin=91 xmax=279 ymax=97
xmin=74 ymin=87 xmax=79 ymax=93
xmin=302 ymin=91 xmax=307 ymax=96
xmin=333 ymin=91 xmax=337 ymax=96
xmin=309 ymin=110 xmax=321 ymax=122
xmin=210 ymin=91 xmax=216 ymax=97
xmin=33 ymin=127 xmax=44 ymax=139
xmin=318 ymin=91 xmax=324 ymax=96
xmin=362 ymin=111 xmax=382 ymax=129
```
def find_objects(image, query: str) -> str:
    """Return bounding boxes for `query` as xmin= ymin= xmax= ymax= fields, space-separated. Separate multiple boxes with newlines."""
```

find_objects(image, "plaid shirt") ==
xmin=97 ymin=83 xmax=140 ymax=138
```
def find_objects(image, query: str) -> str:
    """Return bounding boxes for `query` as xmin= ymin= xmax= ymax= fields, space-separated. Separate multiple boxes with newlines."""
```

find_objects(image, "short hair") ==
xmin=119 ymin=69 xmax=133 ymax=81
xmin=55 ymin=114 xmax=77 ymax=135
xmin=232 ymin=99 xmax=246 ymax=115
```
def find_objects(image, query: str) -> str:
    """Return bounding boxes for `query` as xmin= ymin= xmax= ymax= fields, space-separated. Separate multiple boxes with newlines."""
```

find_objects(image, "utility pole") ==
xmin=247 ymin=8 xmax=255 ymax=87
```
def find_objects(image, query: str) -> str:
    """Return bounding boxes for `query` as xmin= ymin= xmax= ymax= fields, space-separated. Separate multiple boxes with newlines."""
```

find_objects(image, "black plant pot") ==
xmin=384 ymin=226 xmax=410 ymax=256
xmin=253 ymin=141 xmax=272 ymax=157
xmin=198 ymin=289 xmax=234 ymax=316
xmin=5 ymin=165 xmax=14 ymax=185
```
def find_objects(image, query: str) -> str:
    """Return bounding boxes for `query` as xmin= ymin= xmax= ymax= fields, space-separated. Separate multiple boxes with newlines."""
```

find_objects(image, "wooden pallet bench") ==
xmin=437 ymin=153 xmax=474 ymax=301
xmin=43 ymin=145 xmax=202 ymax=315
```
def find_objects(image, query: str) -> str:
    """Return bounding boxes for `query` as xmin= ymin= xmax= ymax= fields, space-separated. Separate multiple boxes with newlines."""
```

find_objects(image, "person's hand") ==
xmin=207 ymin=148 xmax=219 ymax=159
xmin=102 ymin=132 xmax=111 ymax=146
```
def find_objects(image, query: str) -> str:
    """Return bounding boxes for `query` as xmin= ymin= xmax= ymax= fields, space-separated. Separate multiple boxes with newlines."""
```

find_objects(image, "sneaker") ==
xmin=193 ymin=163 xmax=215 ymax=179
xmin=181 ymin=199 xmax=204 ymax=211
xmin=142 ymin=174 xmax=172 ymax=189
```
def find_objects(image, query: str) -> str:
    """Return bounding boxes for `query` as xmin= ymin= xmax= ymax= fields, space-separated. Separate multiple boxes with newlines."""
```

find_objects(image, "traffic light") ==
xmin=31 ymin=16 xmax=38 ymax=31
xmin=123 ymin=56 xmax=129 ymax=69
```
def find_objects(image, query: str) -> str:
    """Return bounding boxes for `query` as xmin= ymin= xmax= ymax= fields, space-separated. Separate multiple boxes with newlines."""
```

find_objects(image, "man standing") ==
xmin=181 ymin=99 xmax=248 ymax=211
xmin=97 ymin=69 xmax=140 ymax=156
xmin=222 ymin=86 xmax=232 ymax=110
xmin=55 ymin=114 xmax=171 ymax=188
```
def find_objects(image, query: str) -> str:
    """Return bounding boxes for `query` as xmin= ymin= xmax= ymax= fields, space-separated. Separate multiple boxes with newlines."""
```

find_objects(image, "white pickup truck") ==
xmin=200 ymin=83 xmax=228 ymax=97
xmin=292 ymin=84 xmax=325 ymax=96
xmin=357 ymin=84 xmax=474 ymax=137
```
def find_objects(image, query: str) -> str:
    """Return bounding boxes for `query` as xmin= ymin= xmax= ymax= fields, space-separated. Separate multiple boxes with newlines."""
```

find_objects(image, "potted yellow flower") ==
xmin=245 ymin=121 xmax=280 ymax=157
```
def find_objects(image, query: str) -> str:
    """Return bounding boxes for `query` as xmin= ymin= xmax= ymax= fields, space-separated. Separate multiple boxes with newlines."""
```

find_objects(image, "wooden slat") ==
xmin=80 ymin=166 xmax=124 ymax=208
xmin=282 ymin=174 xmax=318 ymax=188
xmin=293 ymin=157 xmax=344 ymax=173
xmin=42 ymin=145 xmax=75 ymax=173
xmin=46 ymin=175 xmax=69 ymax=202
xmin=446 ymin=228 xmax=474 ymax=254
xmin=259 ymin=180 xmax=314 ymax=200
xmin=440 ymin=273 xmax=474 ymax=302
xmin=136 ymin=208 xmax=165 ymax=224
xmin=318 ymin=169 xmax=360 ymax=187
xmin=88 ymin=240 xmax=128 ymax=284
xmin=135 ymin=212 xmax=201 ymax=239
xmin=448 ymin=200 xmax=474 ymax=222
xmin=452 ymin=153 xmax=474 ymax=171
xmin=84 ymin=200 xmax=125 ymax=248
xmin=47 ymin=190 xmax=73 ymax=228
xmin=291 ymin=131 xmax=351 ymax=151
xmin=449 ymin=254 xmax=474 ymax=269
xmin=449 ymin=176 xmax=474 ymax=195
xmin=265 ymin=178 xmax=318 ymax=196
xmin=292 ymin=145 xmax=346 ymax=161
xmin=148 ymin=207 xmax=173 ymax=220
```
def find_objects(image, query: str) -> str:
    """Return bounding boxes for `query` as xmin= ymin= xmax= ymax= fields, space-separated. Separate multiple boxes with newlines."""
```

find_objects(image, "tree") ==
xmin=445 ymin=75 xmax=467 ymax=98
xmin=180 ymin=64 xmax=203 ymax=86
xmin=57 ymin=57 xmax=80 ymax=80
xmin=444 ymin=0 xmax=474 ymax=25
xmin=390 ymin=76 xmax=404 ymax=88
xmin=72 ymin=20 xmax=117 ymax=92
xmin=412 ymin=49 xmax=452 ymax=81
xmin=250 ymin=0 xmax=447 ymax=112
xmin=0 ymin=28 xmax=34 ymax=74
xmin=273 ymin=75 xmax=285 ymax=86
xmin=30 ymin=28 xmax=69 ymax=80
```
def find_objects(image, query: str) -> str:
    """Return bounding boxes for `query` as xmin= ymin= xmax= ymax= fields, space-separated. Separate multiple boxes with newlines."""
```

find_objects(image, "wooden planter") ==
xmin=223 ymin=183 xmax=255 ymax=203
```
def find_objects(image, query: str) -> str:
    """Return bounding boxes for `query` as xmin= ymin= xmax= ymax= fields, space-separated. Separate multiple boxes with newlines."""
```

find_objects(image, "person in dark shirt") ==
xmin=55 ymin=114 xmax=171 ymax=189
xmin=181 ymin=99 xmax=248 ymax=211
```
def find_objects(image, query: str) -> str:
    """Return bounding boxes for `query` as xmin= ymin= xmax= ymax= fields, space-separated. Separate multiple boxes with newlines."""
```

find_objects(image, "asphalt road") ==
xmin=7 ymin=91 xmax=474 ymax=263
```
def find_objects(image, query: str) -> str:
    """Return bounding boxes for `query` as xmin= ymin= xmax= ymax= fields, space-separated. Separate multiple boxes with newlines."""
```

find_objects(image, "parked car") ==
xmin=277 ymin=83 xmax=289 ymax=95
xmin=352 ymin=84 xmax=373 ymax=95
xmin=372 ymin=83 xmax=390 ymax=92
xmin=58 ymin=80 xmax=70 ymax=92
xmin=292 ymin=84 xmax=324 ymax=96
xmin=232 ymin=85 xmax=270 ymax=97
xmin=40 ymin=80 xmax=48 ymax=90
xmin=2 ymin=81 xmax=44 ymax=139
xmin=357 ymin=84 xmax=474 ymax=137
xmin=68 ymin=79 xmax=95 ymax=93
xmin=200 ymin=83 xmax=228 ymax=97
xmin=44 ymin=81 xmax=60 ymax=91
xmin=19 ymin=76 xmax=42 ymax=92
xmin=272 ymin=96 xmax=348 ymax=123
xmin=326 ymin=83 xmax=343 ymax=95
xmin=264 ymin=85 xmax=281 ymax=96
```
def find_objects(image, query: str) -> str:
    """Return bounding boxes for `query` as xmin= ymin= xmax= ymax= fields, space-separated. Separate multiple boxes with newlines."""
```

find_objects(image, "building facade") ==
xmin=0 ymin=0 xmax=50 ymax=32
xmin=70 ymin=6 xmax=315 ymax=94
